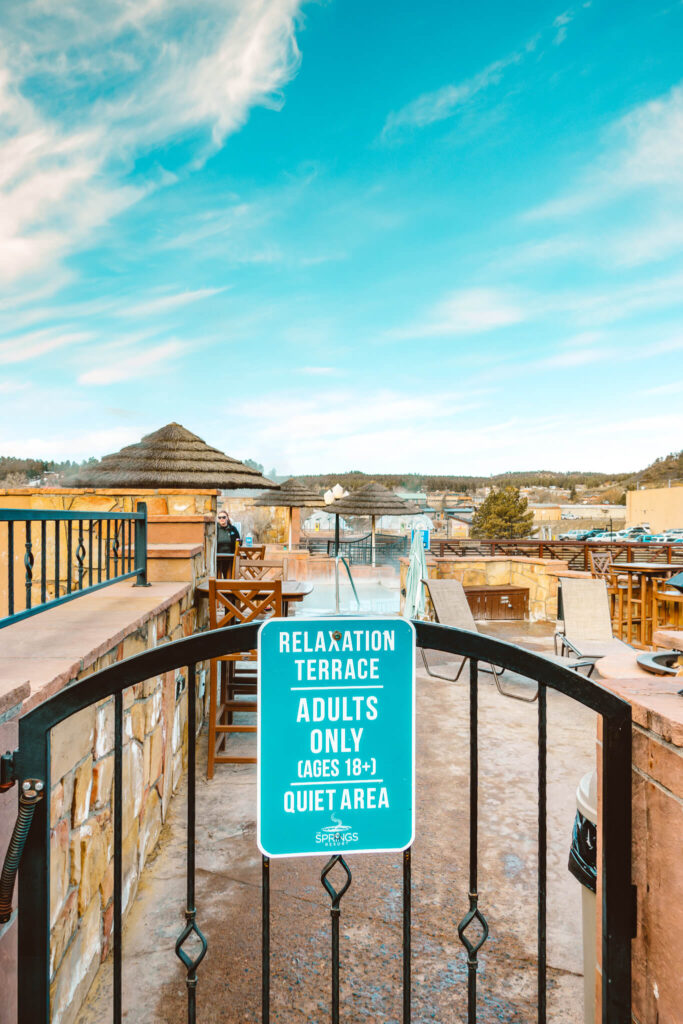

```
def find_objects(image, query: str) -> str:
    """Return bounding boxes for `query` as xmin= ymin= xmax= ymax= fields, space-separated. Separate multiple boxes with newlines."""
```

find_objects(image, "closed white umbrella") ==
xmin=403 ymin=530 xmax=427 ymax=619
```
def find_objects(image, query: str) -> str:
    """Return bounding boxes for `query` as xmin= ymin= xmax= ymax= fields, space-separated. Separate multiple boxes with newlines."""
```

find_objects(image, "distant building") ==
xmin=626 ymin=485 xmax=683 ymax=531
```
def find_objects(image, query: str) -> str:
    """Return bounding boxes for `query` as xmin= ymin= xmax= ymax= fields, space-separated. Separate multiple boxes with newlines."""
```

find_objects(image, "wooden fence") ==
xmin=428 ymin=538 xmax=683 ymax=571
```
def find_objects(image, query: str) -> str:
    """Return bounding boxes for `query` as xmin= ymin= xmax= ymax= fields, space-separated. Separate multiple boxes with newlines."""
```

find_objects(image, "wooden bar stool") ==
xmin=207 ymin=578 xmax=282 ymax=777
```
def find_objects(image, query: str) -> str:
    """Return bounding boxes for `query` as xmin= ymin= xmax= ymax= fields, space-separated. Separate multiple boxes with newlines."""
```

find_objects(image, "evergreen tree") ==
xmin=569 ymin=483 xmax=577 ymax=500
xmin=470 ymin=487 xmax=535 ymax=539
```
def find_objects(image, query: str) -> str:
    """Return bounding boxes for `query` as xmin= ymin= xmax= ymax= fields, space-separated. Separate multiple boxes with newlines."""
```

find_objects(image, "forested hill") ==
xmin=293 ymin=469 xmax=631 ymax=493
xmin=634 ymin=450 xmax=683 ymax=487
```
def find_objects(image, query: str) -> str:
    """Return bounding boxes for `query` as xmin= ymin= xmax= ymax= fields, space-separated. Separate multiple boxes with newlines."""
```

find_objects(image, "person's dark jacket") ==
xmin=217 ymin=523 xmax=240 ymax=554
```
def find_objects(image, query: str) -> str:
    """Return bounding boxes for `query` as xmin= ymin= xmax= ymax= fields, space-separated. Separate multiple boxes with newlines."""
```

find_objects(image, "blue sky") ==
xmin=1 ymin=0 xmax=682 ymax=475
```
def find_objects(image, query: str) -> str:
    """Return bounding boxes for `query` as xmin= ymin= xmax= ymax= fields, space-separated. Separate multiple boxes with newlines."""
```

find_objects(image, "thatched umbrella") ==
xmin=326 ymin=483 xmax=421 ymax=566
xmin=254 ymin=478 xmax=323 ymax=548
xmin=73 ymin=423 xmax=278 ymax=490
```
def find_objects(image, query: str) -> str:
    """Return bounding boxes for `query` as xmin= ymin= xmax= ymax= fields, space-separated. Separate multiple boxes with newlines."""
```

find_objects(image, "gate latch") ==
xmin=0 ymin=751 xmax=16 ymax=792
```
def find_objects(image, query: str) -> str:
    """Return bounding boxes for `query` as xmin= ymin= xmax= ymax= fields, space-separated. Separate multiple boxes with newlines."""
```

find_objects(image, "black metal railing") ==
xmin=0 ymin=504 xmax=149 ymax=628
xmin=1 ymin=618 xmax=633 ymax=1023
xmin=325 ymin=532 xmax=409 ymax=566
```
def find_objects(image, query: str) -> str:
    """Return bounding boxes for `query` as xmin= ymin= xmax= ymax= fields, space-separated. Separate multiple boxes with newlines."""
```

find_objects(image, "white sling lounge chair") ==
xmin=421 ymin=578 xmax=596 ymax=703
xmin=555 ymin=577 xmax=633 ymax=659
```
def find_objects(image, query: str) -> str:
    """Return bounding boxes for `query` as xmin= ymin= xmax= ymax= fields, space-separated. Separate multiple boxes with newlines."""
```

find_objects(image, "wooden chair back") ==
xmin=588 ymin=549 xmax=613 ymax=581
xmin=234 ymin=558 xmax=284 ymax=582
xmin=238 ymin=544 xmax=266 ymax=561
xmin=208 ymin=578 xmax=283 ymax=631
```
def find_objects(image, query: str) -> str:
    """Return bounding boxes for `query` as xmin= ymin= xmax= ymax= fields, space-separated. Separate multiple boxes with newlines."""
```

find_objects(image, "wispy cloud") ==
xmin=118 ymin=287 xmax=227 ymax=318
xmin=390 ymin=288 xmax=526 ymax=338
xmin=77 ymin=340 xmax=187 ymax=386
xmin=0 ymin=327 xmax=92 ymax=364
xmin=0 ymin=1 xmax=304 ymax=285
xmin=526 ymin=83 xmax=683 ymax=220
xmin=382 ymin=53 xmax=525 ymax=138
xmin=381 ymin=5 xmax=592 ymax=139
xmin=539 ymin=332 xmax=609 ymax=367
xmin=299 ymin=366 xmax=344 ymax=376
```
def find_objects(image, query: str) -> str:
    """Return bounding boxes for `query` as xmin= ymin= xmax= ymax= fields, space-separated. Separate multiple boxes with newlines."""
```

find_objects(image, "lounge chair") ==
xmin=555 ymin=577 xmax=633 ymax=659
xmin=421 ymin=578 xmax=596 ymax=703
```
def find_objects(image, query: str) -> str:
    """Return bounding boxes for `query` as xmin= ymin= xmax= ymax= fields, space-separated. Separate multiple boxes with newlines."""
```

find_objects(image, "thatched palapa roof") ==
xmin=326 ymin=482 xmax=421 ymax=517
xmin=253 ymin=478 xmax=323 ymax=508
xmin=73 ymin=423 xmax=278 ymax=490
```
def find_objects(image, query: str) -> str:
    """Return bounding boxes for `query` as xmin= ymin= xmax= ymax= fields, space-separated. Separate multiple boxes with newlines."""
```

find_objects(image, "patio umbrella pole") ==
xmin=371 ymin=515 xmax=376 ymax=568
xmin=288 ymin=507 xmax=293 ymax=550
xmin=334 ymin=514 xmax=340 ymax=613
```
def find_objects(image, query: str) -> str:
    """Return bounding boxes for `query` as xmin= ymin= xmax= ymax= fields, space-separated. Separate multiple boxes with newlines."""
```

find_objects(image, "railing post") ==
xmin=133 ymin=502 xmax=151 ymax=587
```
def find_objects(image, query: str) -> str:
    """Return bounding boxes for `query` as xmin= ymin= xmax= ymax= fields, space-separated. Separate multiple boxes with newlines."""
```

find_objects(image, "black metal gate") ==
xmin=1 ymin=620 xmax=633 ymax=1022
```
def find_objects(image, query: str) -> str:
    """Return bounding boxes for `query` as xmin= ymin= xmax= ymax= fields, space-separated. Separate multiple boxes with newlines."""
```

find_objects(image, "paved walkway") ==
xmin=78 ymin=623 xmax=595 ymax=1023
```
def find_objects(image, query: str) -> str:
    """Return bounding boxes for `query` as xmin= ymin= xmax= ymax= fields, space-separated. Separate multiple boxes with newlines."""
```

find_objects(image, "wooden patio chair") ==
xmin=422 ymin=578 xmax=595 ymax=703
xmin=238 ymin=544 xmax=266 ymax=561
xmin=587 ymin=549 xmax=635 ymax=638
xmin=234 ymin=557 xmax=284 ymax=582
xmin=207 ymin=579 xmax=283 ymax=776
xmin=555 ymin=578 xmax=633 ymax=659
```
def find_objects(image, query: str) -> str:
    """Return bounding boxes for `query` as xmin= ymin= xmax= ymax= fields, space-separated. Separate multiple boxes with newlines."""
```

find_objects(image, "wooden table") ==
xmin=613 ymin=563 xmax=680 ymax=648
xmin=195 ymin=579 xmax=313 ymax=617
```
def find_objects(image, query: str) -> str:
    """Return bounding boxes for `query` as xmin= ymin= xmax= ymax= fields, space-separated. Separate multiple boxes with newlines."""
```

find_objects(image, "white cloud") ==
xmin=526 ymin=83 xmax=683 ymax=221
xmin=118 ymin=287 xmax=227 ymax=318
xmin=220 ymin=385 xmax=683 ymax=475
xmin=0 ymin=327 xmax=92 ymax=364
xmin=540 ymin=332 xmax=609 ymax=367
xmin=299 ymin=366 xmax=343 ymax=376
xmin=382 ymin=54 xmax=522 ymax=136
xmin=391 ymin=288 xmax=526 ymax=338
xmin=381 ymin=6 xmax=593 ymax=138
xmin=0 ymin=1 xmax=304 ymax=284
xmin=0 ymin=426 xmax=142 ymax=462
xmin=78 ymin=340 xmax=186 ymax=385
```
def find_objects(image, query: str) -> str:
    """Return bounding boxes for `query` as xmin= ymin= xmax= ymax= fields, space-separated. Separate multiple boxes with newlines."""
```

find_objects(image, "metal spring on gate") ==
xmin=0 ymin=782 xmax=44 ymax=924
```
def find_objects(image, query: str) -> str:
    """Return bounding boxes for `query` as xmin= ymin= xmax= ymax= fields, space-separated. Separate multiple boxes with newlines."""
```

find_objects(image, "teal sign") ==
xmin=257 ymin=617 xmax=415 ymax=858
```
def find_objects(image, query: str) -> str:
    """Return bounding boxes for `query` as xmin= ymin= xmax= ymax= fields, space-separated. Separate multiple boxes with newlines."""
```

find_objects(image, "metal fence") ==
xmin=324 ymin=532 xmax=409 ymax=566
xmin=1 ymin=619 xmax=633 ymax=1022
xmin=0 ymin=504 xmax=149 ymax=628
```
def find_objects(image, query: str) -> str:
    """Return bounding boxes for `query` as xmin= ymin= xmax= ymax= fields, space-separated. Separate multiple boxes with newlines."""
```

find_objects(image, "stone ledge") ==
xmin=596 ymin=674 xmax=683 ymax=746
xmin=0 ymin=581 xmax=191 ymax=718
xmin=147 ymin=543 xmax=203 ymax=558
xmin=653 ymin=627 xmax=683 ymax=649
xmin=148 ymin=514 xmax=213 ymax=523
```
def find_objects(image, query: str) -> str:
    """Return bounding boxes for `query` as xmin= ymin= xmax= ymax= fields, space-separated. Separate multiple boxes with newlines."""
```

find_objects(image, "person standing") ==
xmin=219 ymin=512 xmax=242 ymax=577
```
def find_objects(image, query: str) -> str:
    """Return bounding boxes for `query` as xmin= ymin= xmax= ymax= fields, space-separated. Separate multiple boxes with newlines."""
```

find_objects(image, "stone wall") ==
xmin=47 ymin=591 xmax=203 ymax=1024
xmin=400 ymin=555 xmax=572 ymax=621
xmin=595 ymin=674 xmax=683 ymax=1023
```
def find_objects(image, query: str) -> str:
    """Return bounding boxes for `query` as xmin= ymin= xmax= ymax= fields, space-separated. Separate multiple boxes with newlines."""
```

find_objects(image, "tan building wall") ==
xmin=626 ymin=486 xmax=683 ymax=532
xmin=531 ymin=505 xmax=562 ymax=522
xmin=447 ymin=518 xmax=470 ymax=539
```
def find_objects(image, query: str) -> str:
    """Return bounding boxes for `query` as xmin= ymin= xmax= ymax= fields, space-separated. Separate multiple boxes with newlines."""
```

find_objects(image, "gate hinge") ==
xmin=631 ymin=884 xmax=638 ymax=938
xmin=0 ymin=751 xmax=17 ymax=792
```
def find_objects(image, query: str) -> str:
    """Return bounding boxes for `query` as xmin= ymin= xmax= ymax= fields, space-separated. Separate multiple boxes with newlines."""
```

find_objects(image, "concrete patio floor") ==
xmin=78 ymin=621 xmax=597 ymax=1023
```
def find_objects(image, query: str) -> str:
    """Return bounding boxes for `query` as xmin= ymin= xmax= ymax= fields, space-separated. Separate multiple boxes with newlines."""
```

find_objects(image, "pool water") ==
xmin=296 ymin=580 xmax=400 ymax=617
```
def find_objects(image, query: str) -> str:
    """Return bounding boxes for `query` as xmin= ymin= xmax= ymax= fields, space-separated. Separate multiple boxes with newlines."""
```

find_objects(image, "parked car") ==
xmin=588 ymin=532 xmax=620 ymax=542
xmin=557 ymin=529 xmax=589 ymax=540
